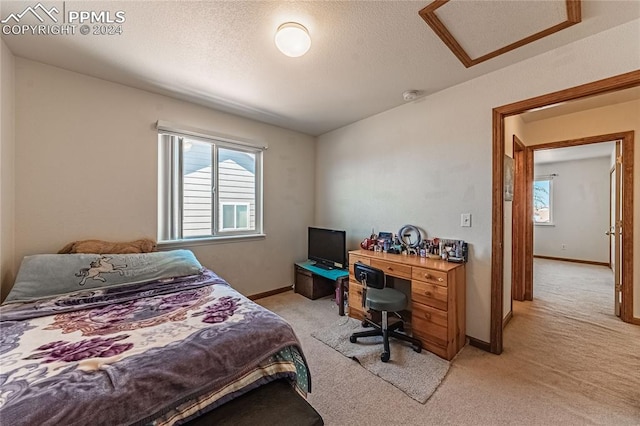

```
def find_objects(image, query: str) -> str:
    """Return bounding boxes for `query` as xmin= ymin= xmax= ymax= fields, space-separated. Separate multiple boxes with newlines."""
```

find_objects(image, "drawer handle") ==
xmin=423 ymin=312 xmax=431 ymax=320
xmin=424 ymin=291 xmax=432 ymax=297
xmin=387 ymin=267 xmax=394 ymax=271
xmin=424 ymin=274 xmax=444 ymax=282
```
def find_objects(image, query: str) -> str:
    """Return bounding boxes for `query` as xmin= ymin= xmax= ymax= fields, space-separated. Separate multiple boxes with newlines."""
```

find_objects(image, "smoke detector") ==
xmin=402 ymin=90 xmax=420 ymax=101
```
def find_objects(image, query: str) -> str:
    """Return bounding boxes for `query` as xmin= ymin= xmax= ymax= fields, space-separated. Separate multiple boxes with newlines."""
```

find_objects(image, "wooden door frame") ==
xmin=511 ymin=136 xmax=527 ymax=302
xmin=491 ymin=70 xmax=640 ymax=354
xmin=610 ymin=166 xmax=615 ymax=269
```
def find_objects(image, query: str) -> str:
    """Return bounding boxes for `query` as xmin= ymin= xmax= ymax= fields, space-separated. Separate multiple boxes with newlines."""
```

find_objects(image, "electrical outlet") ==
xmin=561 ymin=244 xmax=566 ymax=250
xmin=461 ymin=213 xmax=471 ymax=227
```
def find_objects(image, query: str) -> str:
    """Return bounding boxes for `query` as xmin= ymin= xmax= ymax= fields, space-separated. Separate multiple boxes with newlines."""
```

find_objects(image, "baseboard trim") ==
xmin=533 ymin=255 xmax=609 ymax=267
xmin=502 ymin=311 xmax=513 ymax=328
xmin=248 ymin=286 xmax=292 ymax=301
xmin=630 ymin=316 xmax=640 ymax=326
xmin=468 ymin=337 xmax=491 ymax=352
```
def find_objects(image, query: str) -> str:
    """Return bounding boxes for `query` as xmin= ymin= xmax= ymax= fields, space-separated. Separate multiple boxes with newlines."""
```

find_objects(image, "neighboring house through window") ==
xmin=157 ymin=122 xmax=264 ymax=242
xmin=533 ymin=176 xmax=553 ymax=225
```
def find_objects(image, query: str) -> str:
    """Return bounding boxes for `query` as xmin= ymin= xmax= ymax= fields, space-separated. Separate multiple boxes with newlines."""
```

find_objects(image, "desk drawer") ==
xmin=370 ymin=259 xmax=411 ymax=280
xmin=348 ymin=280 xmax=365 ymax=311
xmin=411 ymin=303 xmax=448 ymax=347
xmin=348 ymin=280 xmax=366 ymax=320
xmin=412 ymin=280 xmax=448 ymax=311
xmin=412 ymin=267 xmax=448 ymax=287
xmin=349 ymin=254 xmax=370 ymax=269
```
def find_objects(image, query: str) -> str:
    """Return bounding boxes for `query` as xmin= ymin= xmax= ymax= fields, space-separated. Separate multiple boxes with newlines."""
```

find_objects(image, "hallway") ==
xmin=505 ymin=258 xmax=640 ymax=414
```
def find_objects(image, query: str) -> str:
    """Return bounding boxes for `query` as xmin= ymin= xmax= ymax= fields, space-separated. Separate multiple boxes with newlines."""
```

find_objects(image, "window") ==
xmin=533 ymin=177 xmax=553 ymax=225
xmin=158 ymin=124 xmax=264 ymax=243
xmin=221 ymin=202 xmax=250 ymax=230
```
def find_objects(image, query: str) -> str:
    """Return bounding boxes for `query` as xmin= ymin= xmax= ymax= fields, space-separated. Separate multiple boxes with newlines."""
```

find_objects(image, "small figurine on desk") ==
xmin=360 ymin=229 xmax=378 ymax=250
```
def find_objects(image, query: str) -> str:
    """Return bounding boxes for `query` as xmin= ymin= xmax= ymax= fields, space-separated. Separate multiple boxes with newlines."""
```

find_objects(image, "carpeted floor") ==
xmin=257 ymin=259 xmax=640 ymax=425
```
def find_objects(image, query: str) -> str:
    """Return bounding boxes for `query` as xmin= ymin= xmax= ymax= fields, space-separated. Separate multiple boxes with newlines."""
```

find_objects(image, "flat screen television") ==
xmin=308 ymin=227 xmax=346 ymax=270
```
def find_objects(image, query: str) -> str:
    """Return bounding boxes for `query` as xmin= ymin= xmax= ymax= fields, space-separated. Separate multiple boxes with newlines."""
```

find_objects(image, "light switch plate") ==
xmin=461 ymin=213 xmax=471 ymax=227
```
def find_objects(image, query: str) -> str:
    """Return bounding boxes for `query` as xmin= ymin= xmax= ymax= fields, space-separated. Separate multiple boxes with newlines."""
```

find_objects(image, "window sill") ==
xmin=158 ymin=234 xmax=266 ymax=249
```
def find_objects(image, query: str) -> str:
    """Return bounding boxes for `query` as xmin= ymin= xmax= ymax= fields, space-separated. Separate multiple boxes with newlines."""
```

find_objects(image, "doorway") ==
xmin=490 ymin=70 xmax=640 ymax=354
xmin=512 ymin=138 xmax=623 ymax=318
xmin=512 ymin=132 xmax=634 ymax=314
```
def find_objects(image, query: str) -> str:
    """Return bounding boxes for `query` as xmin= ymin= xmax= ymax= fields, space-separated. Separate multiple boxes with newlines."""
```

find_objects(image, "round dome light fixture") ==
xmin=275 ymin=22 xmax=311 ymax=58
xmin=402 ymin=90 xmax=420 ymax=101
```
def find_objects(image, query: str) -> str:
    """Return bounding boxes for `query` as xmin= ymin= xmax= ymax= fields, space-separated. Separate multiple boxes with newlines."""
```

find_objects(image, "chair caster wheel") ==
xmin=362 ymin=320 xmax=371 ymax=328
xmin=381 ymin=352 xmax=390 ymax=362
xmin=349 ymin=336 xmax=357 ymax=343
xmin=413 ymin=345 xmax=422 ymax=353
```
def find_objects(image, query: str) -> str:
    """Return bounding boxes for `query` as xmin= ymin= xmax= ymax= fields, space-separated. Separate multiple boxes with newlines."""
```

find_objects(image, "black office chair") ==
xmin=349 ymin=262 xmax=422 ymax=362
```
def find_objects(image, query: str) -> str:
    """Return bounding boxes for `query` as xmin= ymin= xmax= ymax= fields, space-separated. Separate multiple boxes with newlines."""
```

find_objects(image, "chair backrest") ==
xmin=353 ymin=262 xmax=385 ymax=290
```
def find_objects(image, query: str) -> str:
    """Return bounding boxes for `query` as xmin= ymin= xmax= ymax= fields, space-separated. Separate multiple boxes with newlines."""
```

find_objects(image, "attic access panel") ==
xmin=419 ymin=0 xmax=582 ymax=68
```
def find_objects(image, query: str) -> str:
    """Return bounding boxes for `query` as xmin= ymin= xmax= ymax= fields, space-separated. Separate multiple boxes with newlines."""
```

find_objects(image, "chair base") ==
xmin=350 ymin=314 xmax=422 ymax=362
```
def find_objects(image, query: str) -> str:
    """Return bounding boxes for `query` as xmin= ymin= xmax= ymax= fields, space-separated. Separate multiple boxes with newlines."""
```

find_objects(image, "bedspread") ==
xmin=0 ymin=269 xmax=309 ymax=425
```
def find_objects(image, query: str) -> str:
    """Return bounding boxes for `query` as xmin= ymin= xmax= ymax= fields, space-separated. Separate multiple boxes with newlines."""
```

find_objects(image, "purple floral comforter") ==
xmin=0 ymin=269 xmax=309 ymax=425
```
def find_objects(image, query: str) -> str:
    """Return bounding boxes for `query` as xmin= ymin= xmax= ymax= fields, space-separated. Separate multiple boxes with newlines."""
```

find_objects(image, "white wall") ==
xmin=0 ymin=40 xmax=15 ymax=300
xmin=12 ymin=58 xmax=316 ymax=297
xmin=316 ymin=19 xmax=640 ymax=342
xmin=523 ymin=98 xmax=640 ymax=318
xmin=534 ymin=157 xmax=611 ymax=263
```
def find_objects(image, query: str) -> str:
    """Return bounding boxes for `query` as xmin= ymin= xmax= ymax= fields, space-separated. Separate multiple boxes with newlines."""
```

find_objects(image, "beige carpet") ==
xmin=311 ymin=317 xmax=449 ymax=403
xmin=257 ymin=259 xmax=640 ymax=425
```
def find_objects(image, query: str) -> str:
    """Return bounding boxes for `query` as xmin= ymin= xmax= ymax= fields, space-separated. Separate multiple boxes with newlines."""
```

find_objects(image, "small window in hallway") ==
xmin=534 ymin=177 xmax=553 ymax=225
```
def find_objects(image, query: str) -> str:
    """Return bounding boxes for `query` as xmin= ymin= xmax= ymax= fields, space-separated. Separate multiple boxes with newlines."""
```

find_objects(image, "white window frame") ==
xmin=220 ymin=202 xmax=251 ymax=231
xmin=157 ymin=121 xmax=265 ymax=245
xmin=533 ymin=176 xmax=554 ymax=226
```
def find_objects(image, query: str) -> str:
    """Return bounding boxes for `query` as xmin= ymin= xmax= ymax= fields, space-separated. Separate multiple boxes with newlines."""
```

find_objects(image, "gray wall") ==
xmin=315 ymin=20 xmax=640 ymax=341
xmin=11 ymin=58 xmax=316 ymax=297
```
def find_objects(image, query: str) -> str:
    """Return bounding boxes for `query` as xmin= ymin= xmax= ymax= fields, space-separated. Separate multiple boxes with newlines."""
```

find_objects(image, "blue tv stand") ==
xmin=294 ymin=260 xmax=349 ymax=315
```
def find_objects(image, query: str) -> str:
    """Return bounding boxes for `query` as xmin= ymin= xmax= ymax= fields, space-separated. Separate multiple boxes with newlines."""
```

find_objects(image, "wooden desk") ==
xmin=348 ymin=249 xmax=466 ymax=360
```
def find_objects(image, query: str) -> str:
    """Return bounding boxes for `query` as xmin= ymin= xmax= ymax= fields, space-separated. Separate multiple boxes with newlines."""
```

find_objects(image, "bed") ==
xmin=0 ymin=250 xmax=321 ymax=425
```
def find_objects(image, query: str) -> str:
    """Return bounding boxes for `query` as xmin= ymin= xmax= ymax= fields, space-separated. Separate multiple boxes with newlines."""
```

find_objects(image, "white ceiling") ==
xmin=534 ymin=141 xmax=616 ymax=164
xmin=1 ymin=1 xmax=639 ymax=136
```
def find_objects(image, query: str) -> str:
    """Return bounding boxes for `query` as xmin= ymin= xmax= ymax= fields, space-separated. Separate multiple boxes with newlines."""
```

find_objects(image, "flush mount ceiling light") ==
xmin=275 ymin=22 xmax=311 ymax=57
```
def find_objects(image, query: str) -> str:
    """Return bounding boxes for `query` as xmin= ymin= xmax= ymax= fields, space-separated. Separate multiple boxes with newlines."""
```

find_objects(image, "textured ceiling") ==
xmin=1 ymin=1 xmax=639 ymax=136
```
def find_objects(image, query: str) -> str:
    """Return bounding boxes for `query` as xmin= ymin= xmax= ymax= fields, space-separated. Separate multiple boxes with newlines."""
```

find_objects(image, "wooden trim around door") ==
xmin=524 ymin=146 xmax=534 ymax=301
xmin=490 ymin=69 xmax=640 ymax=355
xmin=512 ymin=136 xmax=526 ymax=302
xmin=610 ymin=166 xmax=615 ymax=268
xmin=529 ymin=132 xmax=634 ymax=321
